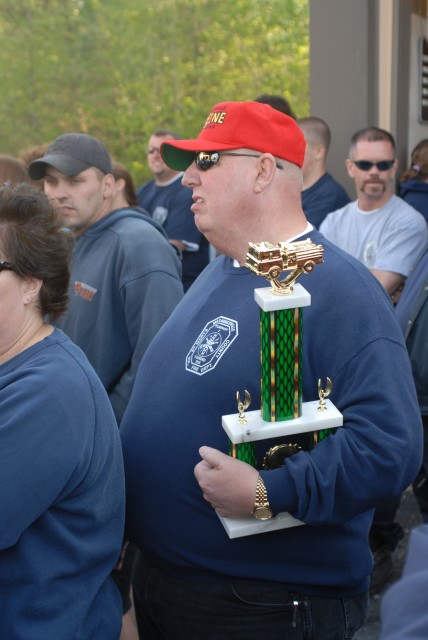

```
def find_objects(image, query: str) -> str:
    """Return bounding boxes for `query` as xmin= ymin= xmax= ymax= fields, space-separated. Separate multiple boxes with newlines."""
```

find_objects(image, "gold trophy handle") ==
xmin=317 ymin=377 xmax=332 ymax=411
xmin=236 ymin=390 xmax=251 ymax=424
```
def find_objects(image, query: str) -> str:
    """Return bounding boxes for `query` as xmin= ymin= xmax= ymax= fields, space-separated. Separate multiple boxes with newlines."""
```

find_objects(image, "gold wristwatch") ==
xmin=252 ymin=474 xmax=273 ymax=520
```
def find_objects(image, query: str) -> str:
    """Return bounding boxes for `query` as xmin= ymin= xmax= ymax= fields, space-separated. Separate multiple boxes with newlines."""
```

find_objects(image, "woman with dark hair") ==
xmin=0 ymin=154 xmax=30 ymax=186
xmin=112 ymin=161 xmax=138 ymax=206
xmin=400 ymin=139 xmax=428 ymax=224
xmin=0 ymin=183 xmax=125 ymax=639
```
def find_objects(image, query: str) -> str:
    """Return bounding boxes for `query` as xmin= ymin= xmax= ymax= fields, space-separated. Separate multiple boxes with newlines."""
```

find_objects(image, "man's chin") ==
xmin=363 ymin=184 xmax=385 ymax=198
xmin=194 ymin=215 xmax=206 ymax=235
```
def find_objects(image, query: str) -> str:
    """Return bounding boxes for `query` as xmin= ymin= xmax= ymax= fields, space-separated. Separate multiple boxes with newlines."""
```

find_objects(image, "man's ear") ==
xmin=391 ymin=158 xmax=399 ymax=180
xmin=102 ymin=173 xmax=116 ymax=197
xmin=314 ymin=144 xmax=326 ymax=162
xmin=253 ymin=154 xmax=277 ymax=193
xmin=345 ymin=158 xmax=355 ymax=179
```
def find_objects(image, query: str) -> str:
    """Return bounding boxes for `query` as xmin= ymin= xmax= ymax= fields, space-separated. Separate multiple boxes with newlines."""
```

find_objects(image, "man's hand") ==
xmin=194 ymin=446 xmax=259 ymax=518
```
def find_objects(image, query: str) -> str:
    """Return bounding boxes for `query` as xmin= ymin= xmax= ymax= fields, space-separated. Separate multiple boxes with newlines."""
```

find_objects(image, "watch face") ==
xmin=253 ymin=506 xmax=273 ymax=520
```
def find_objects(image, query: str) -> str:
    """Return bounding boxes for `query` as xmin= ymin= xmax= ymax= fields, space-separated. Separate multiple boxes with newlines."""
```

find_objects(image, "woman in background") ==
xmin=0 ymin=183 xmax=125 ymax=639
xmin=0 ymin=154 xmax=30 ymax=186
xmin=400 ymin=139 xmax=428 ymax=224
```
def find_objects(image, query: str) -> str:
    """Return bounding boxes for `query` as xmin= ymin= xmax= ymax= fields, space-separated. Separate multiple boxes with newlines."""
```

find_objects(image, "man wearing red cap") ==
xmin=120 ymin=102 xmax=422 ymax=639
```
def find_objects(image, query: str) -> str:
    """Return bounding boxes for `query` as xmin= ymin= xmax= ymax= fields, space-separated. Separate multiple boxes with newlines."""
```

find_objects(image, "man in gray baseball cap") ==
xmin=28 ymin=129 xmax=182 ymax=419
xmin=28 ymin=132 xmax=183 ymax=632
xmin=28 ymin=132 xmax=112 ymax=180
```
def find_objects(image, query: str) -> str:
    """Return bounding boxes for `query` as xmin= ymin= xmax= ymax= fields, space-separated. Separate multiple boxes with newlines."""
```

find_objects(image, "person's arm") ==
xmin=170 ymin=238 xmax=186 ymax=253
xmin=108 ymin=236 xmax=184 ymax=424
xmin=370 ymin=269 xmax=404 ymax=296
xmin=194 ymin=333 xmax=422 ymax=524
xmin=369 ymin=210 xmax=427 ymax=295
xmin=0 ymin=370 xmax=91 ymax=548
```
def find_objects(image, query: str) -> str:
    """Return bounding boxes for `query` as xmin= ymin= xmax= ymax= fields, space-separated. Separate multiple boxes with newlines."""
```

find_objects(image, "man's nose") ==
xmin=367 ymin=164 xmax=380 ymax=176
xmin=45 ymin=183 xmax=68 ymax=201
xmin=182 ymin=163 xmax=200 ymax=188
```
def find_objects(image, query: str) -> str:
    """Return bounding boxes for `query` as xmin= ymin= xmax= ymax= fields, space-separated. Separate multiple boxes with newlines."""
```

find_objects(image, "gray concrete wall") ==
xmin=309 ymin=0 xmax=427 ymax=192
xmin=407 ymin=12 xmax=428 ymax=164
xmin=309 ymin=0 xmax=376 ymax=197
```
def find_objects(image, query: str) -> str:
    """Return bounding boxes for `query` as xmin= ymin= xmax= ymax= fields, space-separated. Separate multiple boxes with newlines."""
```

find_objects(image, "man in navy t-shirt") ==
xmin=137 ymin=129 xmax=210 ymax=291
xmin=298 ymin=116 xmax=350 ymax=228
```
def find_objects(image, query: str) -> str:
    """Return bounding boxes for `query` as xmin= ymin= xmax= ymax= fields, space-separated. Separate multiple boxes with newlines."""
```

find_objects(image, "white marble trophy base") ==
xmin=218 ymin=509 xmax=305 ymax=538
xmin=222 ymin=399 xmax=342 ymax=444
xmin=254 ymin=282 xmax=311 ymax=311
xmin=219 ymin=400 xmax=343 ymax=538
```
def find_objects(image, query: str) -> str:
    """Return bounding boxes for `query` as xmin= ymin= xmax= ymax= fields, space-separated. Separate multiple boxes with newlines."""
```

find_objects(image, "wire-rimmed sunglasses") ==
xmin=0 ymin=260 xmax=15 ymax=273
xmin=350 ymin=159 xmax=395 ymax=172
xmin=194 ymin=151 xmax=284 ymax=171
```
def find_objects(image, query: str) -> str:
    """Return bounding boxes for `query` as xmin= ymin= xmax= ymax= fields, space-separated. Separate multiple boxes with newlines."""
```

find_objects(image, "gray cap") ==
xmin=28 ymin=133 xmax=112 ymax=180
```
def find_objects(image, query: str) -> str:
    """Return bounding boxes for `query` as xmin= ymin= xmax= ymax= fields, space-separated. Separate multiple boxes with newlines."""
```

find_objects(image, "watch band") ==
xmin=252 ymin=474 xmax=273 ymax=520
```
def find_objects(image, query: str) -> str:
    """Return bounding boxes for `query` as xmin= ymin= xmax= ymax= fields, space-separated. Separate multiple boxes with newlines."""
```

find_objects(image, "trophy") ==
xmin=219 ymin=239 xmax=343 ymax=538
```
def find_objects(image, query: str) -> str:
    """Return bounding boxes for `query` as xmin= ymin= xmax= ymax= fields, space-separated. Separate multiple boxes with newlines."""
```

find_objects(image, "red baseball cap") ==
xmin=161 ymin=101 xmax=306 ymax=171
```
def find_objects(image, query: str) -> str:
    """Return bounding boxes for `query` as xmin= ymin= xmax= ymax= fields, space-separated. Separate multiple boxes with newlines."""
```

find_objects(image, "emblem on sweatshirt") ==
xmin=363 ymin=240 xmax=378 ymax=268
xmin=152 ymin=206 xmax=169 ymax=226
xmin=74 ymin=281 xmax=97 ymax=302
xmin=186 ymin=316 xmax=238 ymax=375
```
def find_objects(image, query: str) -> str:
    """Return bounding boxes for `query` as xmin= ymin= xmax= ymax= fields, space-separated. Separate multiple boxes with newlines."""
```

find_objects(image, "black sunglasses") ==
xmin=350 ymin=159 xmax=395 ymax=172
xmin=0 ymin=260 xmax=15 ymax=273
xmin=195 ymin=151 xmax=284 ymax=171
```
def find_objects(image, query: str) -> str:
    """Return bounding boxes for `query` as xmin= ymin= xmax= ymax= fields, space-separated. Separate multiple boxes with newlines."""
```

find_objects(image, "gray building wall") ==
xmin=309 ymin=0 xmax=418 ymax=196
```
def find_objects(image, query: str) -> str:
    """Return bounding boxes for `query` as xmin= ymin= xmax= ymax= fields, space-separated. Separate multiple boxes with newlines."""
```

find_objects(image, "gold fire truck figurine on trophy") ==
xmin=246 ymin=238 xmax=324 ymax=294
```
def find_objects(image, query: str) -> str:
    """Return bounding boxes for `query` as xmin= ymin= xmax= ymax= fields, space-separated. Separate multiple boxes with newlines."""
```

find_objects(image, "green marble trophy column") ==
xmin=230 ymin=300 xmax=304 ymax=466
xmin=260 ymin=306 xmax=302 ymax=422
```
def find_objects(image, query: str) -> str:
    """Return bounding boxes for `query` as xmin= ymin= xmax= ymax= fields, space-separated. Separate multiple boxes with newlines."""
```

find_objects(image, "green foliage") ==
xmin=0 ymin=0 xmax=309 ymax=185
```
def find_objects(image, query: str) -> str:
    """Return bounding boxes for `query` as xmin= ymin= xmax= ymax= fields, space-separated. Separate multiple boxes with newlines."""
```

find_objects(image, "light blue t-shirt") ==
xmin=320 ymin=195 xmax=428 ymax=276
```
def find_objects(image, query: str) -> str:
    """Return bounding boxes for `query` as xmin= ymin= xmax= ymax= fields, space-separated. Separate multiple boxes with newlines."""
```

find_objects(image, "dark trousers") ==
xmin=111 ymin=542 xmax=137 ymax=613
xmin=370 ymin=495 xmax=403 ymax=552
xmin=412 ymin=415 xmax=428 ymax=522
xmin=132 ymin=551 xmax=368 ymax=640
